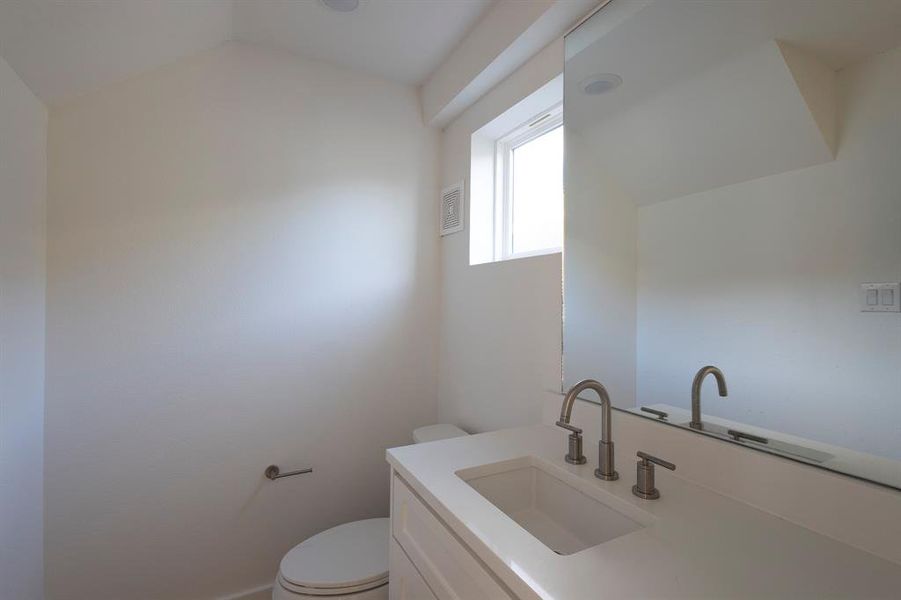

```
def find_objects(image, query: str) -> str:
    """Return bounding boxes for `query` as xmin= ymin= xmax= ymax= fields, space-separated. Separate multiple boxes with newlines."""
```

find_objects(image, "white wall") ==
xmin=637 ymin=46 xmax=901 ymax=459
xmin=45 ymin=42 xmax=439 ymax=600
xmin=437 ymin=41 xmax=565 ymax=432
xmin=0 ymin=55 xmax=47 ymax=600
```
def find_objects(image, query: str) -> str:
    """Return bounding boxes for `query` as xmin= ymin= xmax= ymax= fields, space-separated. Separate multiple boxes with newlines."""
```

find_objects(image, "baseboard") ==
xmin=217 ymin=582 xmax=272 ymax=600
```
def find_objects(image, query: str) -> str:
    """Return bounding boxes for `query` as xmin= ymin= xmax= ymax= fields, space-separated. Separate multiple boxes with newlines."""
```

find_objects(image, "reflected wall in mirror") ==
xmin=563 ymin=0 xmax=901 ymax=490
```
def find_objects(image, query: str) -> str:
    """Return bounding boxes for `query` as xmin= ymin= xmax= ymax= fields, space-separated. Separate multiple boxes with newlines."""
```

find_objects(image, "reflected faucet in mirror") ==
xmin=690 ymin=366 xmax=728 ymax=430
xmin=557 ymin=379 xmax=619 ymax=480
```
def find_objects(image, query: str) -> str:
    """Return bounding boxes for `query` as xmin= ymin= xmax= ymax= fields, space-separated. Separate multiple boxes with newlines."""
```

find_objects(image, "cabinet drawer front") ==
xmin=392 ymin=473 xmax=513 ymax=600
xmin=390 ymin=537 xmax=437 ymax=600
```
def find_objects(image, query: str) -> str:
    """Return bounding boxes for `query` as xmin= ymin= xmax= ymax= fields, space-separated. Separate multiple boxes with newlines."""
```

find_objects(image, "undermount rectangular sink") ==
xmin=457 ymin=456 xmax=647 ymax=555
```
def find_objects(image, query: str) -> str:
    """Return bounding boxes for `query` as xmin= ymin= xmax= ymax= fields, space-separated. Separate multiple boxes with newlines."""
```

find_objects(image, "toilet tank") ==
xmin=412 ymin=424 xmax=468 ymax=444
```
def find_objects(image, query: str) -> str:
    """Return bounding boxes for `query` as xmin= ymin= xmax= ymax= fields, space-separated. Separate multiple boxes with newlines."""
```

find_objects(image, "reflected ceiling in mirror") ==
xmin=563 ymin=0 xmax=901 ymax=490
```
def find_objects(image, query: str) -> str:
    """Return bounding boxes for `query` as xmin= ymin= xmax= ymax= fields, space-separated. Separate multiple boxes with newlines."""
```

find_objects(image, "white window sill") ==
xmin=470 ymin=247 xmax=561 ymax=266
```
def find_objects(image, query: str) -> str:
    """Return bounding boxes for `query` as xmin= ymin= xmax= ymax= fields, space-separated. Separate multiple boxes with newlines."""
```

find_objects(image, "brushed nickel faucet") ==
xmin=556 ymin=379 xmax=619 ymax=480
xmin=690 ymin=365 xmax=728 ymax=430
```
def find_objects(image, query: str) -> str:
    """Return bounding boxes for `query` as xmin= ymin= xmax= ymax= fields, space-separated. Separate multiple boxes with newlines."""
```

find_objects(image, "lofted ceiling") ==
xmin=565 ymin=0 xmax=901 ymax=206
xmin=566 ymin=0 xmax=901 ymax=134
xmin=232 ymin=0 xmax=492 ymax=86
xmin=0 ymin=0 xmax=494 ymax=106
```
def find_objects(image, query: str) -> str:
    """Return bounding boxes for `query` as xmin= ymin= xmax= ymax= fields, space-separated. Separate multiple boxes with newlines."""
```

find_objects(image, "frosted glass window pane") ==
xmin=511 ymin=126 xmax=563 ymax=255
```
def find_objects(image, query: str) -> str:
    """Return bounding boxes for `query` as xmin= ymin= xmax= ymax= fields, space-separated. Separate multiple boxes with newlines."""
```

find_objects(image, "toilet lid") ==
xmin=279 ymin=518 xmax=389 ymax=591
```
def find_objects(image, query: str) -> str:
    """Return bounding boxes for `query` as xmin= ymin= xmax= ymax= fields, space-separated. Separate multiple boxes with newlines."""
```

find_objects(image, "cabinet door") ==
xmin=391 ymin=473 xmax=514 ymax=600
xmin=390 ymin=537 xmax=437 ymax=600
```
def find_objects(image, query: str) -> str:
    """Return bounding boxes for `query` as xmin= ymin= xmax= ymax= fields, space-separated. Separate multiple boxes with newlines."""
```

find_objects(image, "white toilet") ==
xmin=273 ymin=424 xmax=468 ymax=599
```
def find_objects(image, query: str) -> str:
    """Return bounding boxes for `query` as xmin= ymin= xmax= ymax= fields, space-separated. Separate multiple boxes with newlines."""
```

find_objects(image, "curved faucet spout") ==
xmin=690 ymin=365 xmax=728 ymax=430
xmin=559 ymin=379 xmax=613 ymax=442
xmin=558 ymin=379 xmax=618 ymax=480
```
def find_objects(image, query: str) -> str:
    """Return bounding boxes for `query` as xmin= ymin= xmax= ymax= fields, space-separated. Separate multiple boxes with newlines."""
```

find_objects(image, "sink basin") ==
xmin=457 ymin=456 xmax=648 ymax=555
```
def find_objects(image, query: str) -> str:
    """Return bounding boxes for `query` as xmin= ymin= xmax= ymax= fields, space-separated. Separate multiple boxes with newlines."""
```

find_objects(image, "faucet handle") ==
xmin=639 ymin=406 xmax=669 ymax=420
xmin=727 ymin=429 xmax=769 ymax=445
xmin=556 ymin=421 xmax=587 ymax=465
xmin=637 ymin=451 xmax=676 ymax=471
xmin=555 ymin=420 xmax=582 ymax=434
xmin=632 ymin=451 xmax=675 ymax=500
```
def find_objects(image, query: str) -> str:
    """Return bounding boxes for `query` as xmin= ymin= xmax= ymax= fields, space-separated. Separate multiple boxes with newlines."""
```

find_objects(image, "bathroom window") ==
xmin=494 ymin=105 xmax=564 ymax=260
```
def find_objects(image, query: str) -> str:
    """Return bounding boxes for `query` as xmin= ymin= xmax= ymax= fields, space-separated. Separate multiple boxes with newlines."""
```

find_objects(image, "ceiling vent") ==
xmin=440 ymin=181 xmax=465 ymax=236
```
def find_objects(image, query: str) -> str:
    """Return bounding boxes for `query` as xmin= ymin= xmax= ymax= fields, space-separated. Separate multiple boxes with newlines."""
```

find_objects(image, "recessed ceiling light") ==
xmin=321 ymin=0 xmax=360 ymax=12
xmin=580 ymin=73 xmax=622 ymax=95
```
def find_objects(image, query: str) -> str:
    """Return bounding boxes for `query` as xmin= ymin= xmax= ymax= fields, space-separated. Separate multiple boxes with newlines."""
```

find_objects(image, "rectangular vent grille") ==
xmin=440 ymin=181 xmax=464 ymax=236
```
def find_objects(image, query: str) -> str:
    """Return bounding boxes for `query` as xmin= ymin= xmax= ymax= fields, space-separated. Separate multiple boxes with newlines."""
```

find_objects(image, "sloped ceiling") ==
xmin=232 ymin=0 xmax=492 ymax=87
xmin=0 ymin=0 xmax=233 ymax=105
xmin=0 ymin=0 xmax=493 ymax=106
xmin=566 ymin=0 xmax=901 ymax=137
xmin=565 ymin=0 xmax=901 ymax=206
xmin=576 ymin=40 xmax=836 ymax=206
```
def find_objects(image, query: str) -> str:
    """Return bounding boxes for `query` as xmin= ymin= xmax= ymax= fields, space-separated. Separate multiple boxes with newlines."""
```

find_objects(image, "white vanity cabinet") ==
xmin=388 ymin=537 xmax=437 ymax=600
xmin=389 ymin=471 xmax=515 ymax=600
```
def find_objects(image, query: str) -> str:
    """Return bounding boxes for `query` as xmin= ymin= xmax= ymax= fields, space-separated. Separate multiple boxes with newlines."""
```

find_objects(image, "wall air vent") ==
xmin=440 ymin=181 xmax=465 ymax=236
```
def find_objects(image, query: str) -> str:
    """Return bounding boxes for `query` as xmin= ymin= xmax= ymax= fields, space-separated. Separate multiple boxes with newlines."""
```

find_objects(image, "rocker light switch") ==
xmin=861 ymin=283 xmax=900 ymax=312
xmin=866 ymin=289 xmax=879 ymax=305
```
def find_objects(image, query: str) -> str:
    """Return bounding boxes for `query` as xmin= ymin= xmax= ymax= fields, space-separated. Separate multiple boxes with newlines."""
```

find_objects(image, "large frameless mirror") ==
xmin=563 ymin=0 xmax=901 ymax=490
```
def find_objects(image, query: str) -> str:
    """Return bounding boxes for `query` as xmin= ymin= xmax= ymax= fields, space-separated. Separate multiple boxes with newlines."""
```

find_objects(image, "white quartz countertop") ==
xmin=386 ymin=425 xmax=901 ymax=599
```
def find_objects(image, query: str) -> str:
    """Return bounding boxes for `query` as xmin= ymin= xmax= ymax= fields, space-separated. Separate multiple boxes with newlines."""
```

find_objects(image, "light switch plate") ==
xmin=860 ymin=282 xmax=900 ymax=312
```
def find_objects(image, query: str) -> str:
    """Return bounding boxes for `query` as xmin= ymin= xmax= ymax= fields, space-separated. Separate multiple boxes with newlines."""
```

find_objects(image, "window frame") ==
xmin=494 ymin=103 xmax=564 ymax=261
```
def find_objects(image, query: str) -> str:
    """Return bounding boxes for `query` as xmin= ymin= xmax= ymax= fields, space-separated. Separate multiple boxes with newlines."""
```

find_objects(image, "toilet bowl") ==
xmin=273 ymin=424 xmax=468 ymax=599
xmin=273 ymin=518 xmax=389 ymax=599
